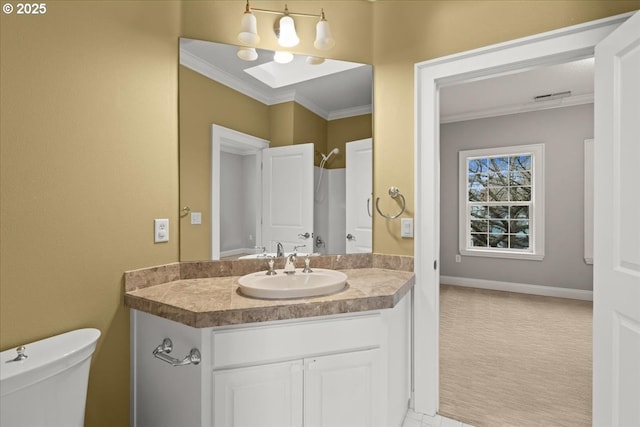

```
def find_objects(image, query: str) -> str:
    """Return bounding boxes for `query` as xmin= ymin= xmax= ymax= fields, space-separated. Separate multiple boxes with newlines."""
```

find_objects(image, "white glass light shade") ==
xmin=273 ymin=51 xmax=294 ymax=64
xmin=306 ymin=56 xmax=325 ymax=65
xmin=278 ymin=16 xmax=299 ymax=48
xmin=238 ymin=12 xmax=260 ymax=46
xmin=237 ymin=47 xmax=258 ymax=61
xmin=314 ymin=19 xmax=335 ymax=50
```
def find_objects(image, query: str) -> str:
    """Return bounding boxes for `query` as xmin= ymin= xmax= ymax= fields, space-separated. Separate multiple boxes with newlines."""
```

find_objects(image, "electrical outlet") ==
xmin=154 ymin=219 xmax=169 ymax=243
xmin=455 ymin=255 xmax=461 ymax=263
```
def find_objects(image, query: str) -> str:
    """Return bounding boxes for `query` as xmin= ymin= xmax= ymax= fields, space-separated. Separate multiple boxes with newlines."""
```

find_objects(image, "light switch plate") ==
xmin=401 ymin=218 xmax=414 ymax=238
xmin=154 ymin=219 xmax=169 ymax=243
xmin=190 ymin=212 xmax=202 ymax=225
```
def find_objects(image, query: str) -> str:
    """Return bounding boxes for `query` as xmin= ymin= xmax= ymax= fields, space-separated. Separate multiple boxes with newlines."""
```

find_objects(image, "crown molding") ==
xmin=180 ymin=48 xmax=273 ymax=106
xmin=328 ymin=105 xmax=373 ymax=121
xmin=440 ymin=93 xmax=594 ymax=124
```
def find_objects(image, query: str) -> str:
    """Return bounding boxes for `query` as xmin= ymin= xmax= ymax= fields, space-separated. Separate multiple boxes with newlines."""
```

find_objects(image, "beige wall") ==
xmin=2 ymin=1 xmax=639 ymax=426
xmin=0 ymin=1 xmax=180 ymax=426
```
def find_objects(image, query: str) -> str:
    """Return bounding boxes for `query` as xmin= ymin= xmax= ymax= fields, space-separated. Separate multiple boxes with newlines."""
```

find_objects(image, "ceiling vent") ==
xmin=533 ymin=90 xmax=571 ymax=102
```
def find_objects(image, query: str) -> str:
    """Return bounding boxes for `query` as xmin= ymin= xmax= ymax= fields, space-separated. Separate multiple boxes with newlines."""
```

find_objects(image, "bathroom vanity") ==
xmin=125 ymin=255 xmax=414 ymax=427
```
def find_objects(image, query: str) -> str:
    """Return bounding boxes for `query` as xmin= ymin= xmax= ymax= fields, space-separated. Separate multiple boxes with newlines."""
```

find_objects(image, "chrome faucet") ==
xmin=283 ymin=253 xmax=296 ymax=274
xmin=276 ymin=242 xmax=284 ymax=258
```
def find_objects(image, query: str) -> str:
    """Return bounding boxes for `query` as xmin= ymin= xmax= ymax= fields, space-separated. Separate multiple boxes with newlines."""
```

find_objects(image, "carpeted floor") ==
xmin=439 ymin=284 xmax=593 ymax=427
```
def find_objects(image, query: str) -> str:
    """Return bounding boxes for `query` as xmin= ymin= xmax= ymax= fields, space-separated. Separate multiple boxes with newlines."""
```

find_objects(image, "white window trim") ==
xmin=458 ymin=143 xmax=545 ymax=261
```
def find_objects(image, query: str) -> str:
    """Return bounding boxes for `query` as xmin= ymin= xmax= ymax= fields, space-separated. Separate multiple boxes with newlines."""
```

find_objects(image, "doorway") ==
xmin=412 ymin=13 xmax=632 ymax=417
xmin=437 ymin=57 xmax=596 ymax=425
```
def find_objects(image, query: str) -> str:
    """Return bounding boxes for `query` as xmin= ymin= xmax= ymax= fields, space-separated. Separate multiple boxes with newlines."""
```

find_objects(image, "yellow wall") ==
xmin=327 ymin=114 xmax=373 ymax=170
xmin=2 ymin=1 xmax=639 ymax=426
xmin=179 ymin=65 xmax=269 ymax=261
xmin=293 ymin=103 xmax=328 ymax=161
xmin=268 ymin=102 xmax=295 ymax=146
xmin=0 ymin=1 xmax=180 ymax=425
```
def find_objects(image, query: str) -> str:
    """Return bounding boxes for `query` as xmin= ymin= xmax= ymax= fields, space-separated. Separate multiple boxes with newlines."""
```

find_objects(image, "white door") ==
xmin=212 ymin=361 xmax=304 ymax=427
xmin=304 ymin=349 xmax=381 ymax=427
xmin=262 ymin=143 xmax=314 ymax=254
xmin=593 ymin=11 xmax=640 ymax=427
xmin=345 ymin=138 xmax=373 ymax=253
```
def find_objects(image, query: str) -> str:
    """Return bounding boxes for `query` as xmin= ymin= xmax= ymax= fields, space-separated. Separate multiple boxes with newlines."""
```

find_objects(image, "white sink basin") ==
xmin=238 ymin=268 xmax=348 ymax=299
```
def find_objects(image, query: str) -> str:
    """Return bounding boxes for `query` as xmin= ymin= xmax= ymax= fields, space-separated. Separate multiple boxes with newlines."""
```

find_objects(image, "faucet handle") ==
xmin=12 ymin=346 xmax=28 ymax=362
xmin=302 ymin=255 xmax=313 ymax=273
xmin=265 ymin=257 xmax=277 ymax=275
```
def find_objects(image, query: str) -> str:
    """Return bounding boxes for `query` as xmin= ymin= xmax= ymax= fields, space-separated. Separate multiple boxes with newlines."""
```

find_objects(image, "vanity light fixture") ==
xmin=237 ymin=47 xmax=258 ymax=61
xmin=237 ymin=1 xmax=335 ymax=61
xmin=273 ymin=51 xmax=294 ymax=64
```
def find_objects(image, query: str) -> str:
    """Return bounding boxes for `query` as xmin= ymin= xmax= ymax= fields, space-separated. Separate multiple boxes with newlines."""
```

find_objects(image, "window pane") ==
xmin=471 ymin=220 xmax=488 ymax=232
xmin=469 ymin=188 xmax=485 ymax=202
xmin=510 ymin=155 xmax=532 ymax=171
xmin=488 ymin=171 xmax=509 ymax=186
xmin=468 ymin=174 xmax=487 ymax=202
xmin=489 ymin=206 xmax=509 ymax=219
xmin=488 ymin=187 xmax=509 ymax=201
xmin=489 ymin=233 xmax=508 ymax=248
xmin=509 ymin=220 xmax=529 ymax=234
xmin=488 ymin=157 xmax=509 ymax=173
xmin=470 ymin=206 xmax=487 ymax=219
xmin=510 ymin=170 xmax=531 ymax=186
xmin=510 ymin=205 xmax=529 ymax=219
xmin=489 ymin=220 xmax=508 ymax=234
xmin=509 ymin=186 xmax=531 ymax=201
xmin=510 ymin=234 xmax=530 ymax=249
xmin=471 ymin=234 xmax=488 ymax=247
xmin=468 ymin=158 xmax=487 ymax=174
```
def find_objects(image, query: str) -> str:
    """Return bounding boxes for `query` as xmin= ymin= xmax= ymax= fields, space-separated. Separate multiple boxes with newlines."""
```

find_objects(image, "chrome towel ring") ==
xmin=375 ymin=186 xmax=406 ymax=220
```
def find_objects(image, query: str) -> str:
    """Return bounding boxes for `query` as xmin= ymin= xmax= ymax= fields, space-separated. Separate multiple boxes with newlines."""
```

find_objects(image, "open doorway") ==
xmin=437 ymin=58 xmax=595 ymax=425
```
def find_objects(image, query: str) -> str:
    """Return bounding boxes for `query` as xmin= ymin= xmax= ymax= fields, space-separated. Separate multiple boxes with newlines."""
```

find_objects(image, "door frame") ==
xmin=413 ymin=12 xmax=634 ymax=415
xmin=211 ymin=124 xmax=269 ymax=260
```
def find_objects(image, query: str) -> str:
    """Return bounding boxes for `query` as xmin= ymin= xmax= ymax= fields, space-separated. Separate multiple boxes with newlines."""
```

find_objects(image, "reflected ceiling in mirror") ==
xmin=180 ymin=38 xmax=372 ymax=120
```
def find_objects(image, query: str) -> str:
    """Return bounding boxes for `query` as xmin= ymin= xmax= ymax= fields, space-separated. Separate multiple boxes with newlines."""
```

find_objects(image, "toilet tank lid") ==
xmin=1 ymin=328 xmax=101 ymax=396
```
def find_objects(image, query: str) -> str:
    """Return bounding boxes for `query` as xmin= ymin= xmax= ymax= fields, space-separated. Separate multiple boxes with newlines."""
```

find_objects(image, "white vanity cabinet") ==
xmin=131 ymin=292 xmax=410 ymax=427
xmin=212 ymin=349 xmax=380 ymax=427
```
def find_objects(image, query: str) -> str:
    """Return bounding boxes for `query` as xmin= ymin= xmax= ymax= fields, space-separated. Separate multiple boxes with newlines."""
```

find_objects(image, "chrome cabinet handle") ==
xmin=298 ymin=232 xmax=311 ymax=239
xmin=153 ymin=338 xmax=201 ymax=367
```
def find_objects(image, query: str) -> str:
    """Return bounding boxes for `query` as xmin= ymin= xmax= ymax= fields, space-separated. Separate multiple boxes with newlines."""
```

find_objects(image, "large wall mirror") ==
xmin=179 ymin=38 xmax=373 ymax=262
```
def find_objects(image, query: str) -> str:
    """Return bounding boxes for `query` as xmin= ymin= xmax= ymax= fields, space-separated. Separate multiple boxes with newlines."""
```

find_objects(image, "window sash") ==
xmin=459 ymin=144 xmax=544 ymax=260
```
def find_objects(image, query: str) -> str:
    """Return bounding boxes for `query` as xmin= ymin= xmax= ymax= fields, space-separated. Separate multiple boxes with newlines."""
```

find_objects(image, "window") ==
xmin=459 ymin=144 xmax=544 ymax=260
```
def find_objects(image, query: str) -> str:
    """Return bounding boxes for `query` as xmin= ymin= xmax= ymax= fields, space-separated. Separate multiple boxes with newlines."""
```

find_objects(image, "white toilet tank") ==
xmin=1 ymin=328 xmax=101 ymax=427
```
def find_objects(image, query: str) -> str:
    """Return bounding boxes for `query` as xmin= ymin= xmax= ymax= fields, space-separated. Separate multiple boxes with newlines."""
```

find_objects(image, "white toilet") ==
xmin=1 ymin=328 xmax=101 ymax=427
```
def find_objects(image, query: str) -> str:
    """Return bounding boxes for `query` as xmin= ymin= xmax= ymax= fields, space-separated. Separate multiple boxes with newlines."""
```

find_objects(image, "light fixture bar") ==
xmin=250 ymin=7 xmax=322 ymax=19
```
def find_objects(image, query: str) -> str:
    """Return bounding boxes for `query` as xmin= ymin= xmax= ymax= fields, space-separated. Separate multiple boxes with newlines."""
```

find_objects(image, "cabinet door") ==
xmin=304 ymin=349 xmax=381 ymax=427
xmin=213 ymin=361 xmax=303 ymax=427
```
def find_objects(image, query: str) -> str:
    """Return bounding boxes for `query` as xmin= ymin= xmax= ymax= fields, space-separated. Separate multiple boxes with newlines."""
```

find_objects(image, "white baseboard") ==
xmin=440 ymin=275 xmax=593 ymax=301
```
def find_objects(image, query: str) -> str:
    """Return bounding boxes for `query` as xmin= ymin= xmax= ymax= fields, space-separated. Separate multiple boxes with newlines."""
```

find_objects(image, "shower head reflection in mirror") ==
xmin=316 ymin=148 xmax=340 ymax=199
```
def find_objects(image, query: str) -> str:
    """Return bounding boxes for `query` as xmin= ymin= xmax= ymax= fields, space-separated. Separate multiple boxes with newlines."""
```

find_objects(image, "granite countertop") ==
xmin=124 ymin=265 xmax=414 ymax=328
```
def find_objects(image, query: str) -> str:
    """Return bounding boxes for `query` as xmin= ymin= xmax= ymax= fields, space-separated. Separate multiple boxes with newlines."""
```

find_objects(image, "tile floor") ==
xmin=402 ymin=409 xmax=475 ymax=427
